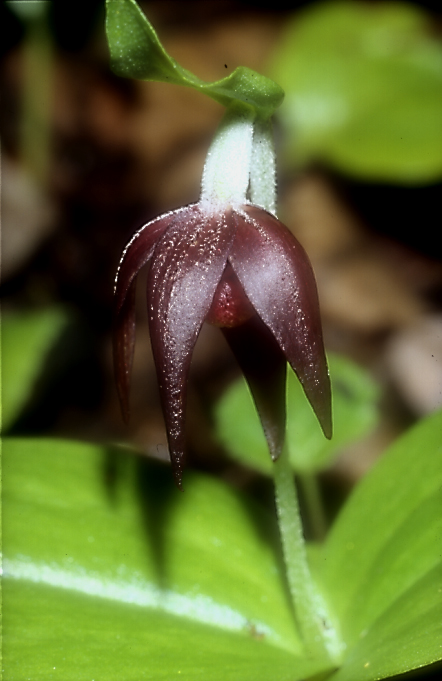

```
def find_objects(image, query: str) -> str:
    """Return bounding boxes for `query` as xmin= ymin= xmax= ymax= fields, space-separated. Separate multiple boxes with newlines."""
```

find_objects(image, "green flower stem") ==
xmin=273 ymin=444 xmax=336 ymax=661
xmin=249 ymin=118 xmax=277 ymax=215
xmin=299 ymin=473 xmax=327 ymax=542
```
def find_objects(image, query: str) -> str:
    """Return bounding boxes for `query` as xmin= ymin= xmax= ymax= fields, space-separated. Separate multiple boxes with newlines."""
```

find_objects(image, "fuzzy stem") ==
xmin=299 ymin=473 xmax=327 ymax=542
xmin=249 ymin=118 xmax=277 ymax=215
xmin=273 ymin=444 xmax=336 ymax=660
xmin=200 ymin=105 xmax=255 ymax=211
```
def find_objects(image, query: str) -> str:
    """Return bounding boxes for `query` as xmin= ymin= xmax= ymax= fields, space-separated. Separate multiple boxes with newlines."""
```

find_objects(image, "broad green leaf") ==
xmin=1 ymin=308 xmax=70 ymax=431
xmin=2 ymin=438 xmax=333 ymax=681
xmin=269 ymin=1 xmax=442 ymax=183
xmin=105 ymin=0 xmax=284 ymax=118
xmin=314 ymin=409 xmax=442 ymax=680
xmin=214 ymin=353 xmax=379 ymax=474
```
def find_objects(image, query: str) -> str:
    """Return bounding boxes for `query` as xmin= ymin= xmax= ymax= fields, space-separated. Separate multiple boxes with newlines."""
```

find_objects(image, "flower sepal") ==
xmin=114 ymin=201 xmax=331 ymax=488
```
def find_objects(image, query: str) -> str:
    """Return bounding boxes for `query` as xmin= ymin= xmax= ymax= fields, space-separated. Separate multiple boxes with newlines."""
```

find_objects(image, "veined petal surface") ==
xmin=229 ymin=206 xmax=332 ymax=439
xmin=113 ymin=209 xmax=180 ymax=422
xmin=147 ymin=205 xmax=237 ymax=486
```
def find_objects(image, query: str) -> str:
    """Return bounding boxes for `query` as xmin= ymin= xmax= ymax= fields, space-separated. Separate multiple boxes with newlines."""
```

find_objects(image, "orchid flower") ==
xmin=113 ymin=109 xmax=331 ymax=488
xmin=107 ymin=1 xmax=336 ymax=656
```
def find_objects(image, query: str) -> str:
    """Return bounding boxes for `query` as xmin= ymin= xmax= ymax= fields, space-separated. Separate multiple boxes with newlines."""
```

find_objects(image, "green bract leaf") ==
xmin=105 ymin=0 xmax=284 ymax=118
xmin=2 ymin=438 xmax=334 ymax=681
xmin=269 ymin=1 xmax=442 ymax=183
xmin=214 ymin=353 xmax=379 ymax=474
xmin=1 ymin=308 xmax=70 ymax=431
xmin=315 ymin=409 xmax=442 ymax=680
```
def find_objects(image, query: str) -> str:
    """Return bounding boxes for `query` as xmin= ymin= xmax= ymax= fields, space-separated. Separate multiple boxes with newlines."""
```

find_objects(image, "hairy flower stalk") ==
xmin=113 ymin=104 xmax=335 ymax=658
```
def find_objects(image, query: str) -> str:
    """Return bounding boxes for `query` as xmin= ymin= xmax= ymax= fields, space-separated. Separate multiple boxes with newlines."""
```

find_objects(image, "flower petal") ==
xmin=114 ymin=208 xmax=188 ymax=313
xmin=113 ymin=208 xmax=183 ymax=422
xmin=147 ymin=206 xmax=237 ymax=488
xmin=222 ymin=315 xmax=287 ymax=461
xmin=229 ymin=205 xmax=332 ymax=439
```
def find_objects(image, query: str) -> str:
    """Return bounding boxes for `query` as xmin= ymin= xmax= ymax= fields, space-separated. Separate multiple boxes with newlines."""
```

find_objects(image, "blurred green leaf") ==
xmin=269 ymin=1 xmax=442 ymax=183
xmin=105 ymin=0 xmax=284 ymax=118
xmin=2 ymin=438 xmax=334 ymax=681
xmin=6 ymin=0 xmax=50 ymax=22
xmin=315 ymin=409 xmax=442 ymax=680
xmin=214 ymin=353 xmax=379 ymax=474
xmin=1 ymin=308 xmax=70 ymax=431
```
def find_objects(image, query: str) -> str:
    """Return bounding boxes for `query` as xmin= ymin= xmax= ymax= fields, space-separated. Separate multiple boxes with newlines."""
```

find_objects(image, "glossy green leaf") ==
xmin=2 ymin=438 xmax=334 ymax=681
xmin=269 ymin=1 xmax=442 ymax=183
xmin=314 ymin=409 xmax=442 ymax=680
xmin=105 ymin=0 xmax=284 ymax=118
xmin=1 ymin=308 xmax=70 ymax=431
xmin=214 ymin=353 xmax=379 ymax=474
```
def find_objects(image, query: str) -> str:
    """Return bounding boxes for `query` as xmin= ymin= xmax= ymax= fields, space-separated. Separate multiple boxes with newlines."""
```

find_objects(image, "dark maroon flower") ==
xmin=114 ymin=202 xmax=331 ymax=488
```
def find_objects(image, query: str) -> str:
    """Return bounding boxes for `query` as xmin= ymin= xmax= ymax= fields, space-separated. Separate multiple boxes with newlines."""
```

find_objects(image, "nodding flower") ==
xmin=113 ymin=200 xmax=332 ymax=488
